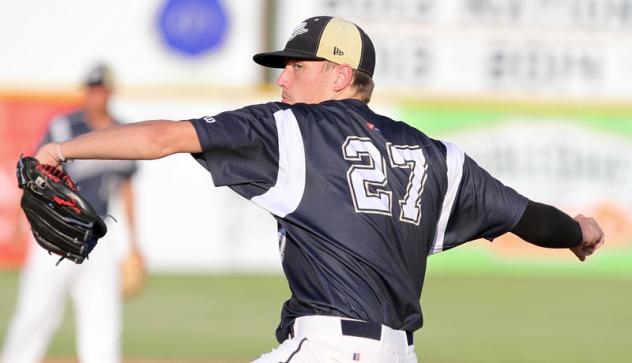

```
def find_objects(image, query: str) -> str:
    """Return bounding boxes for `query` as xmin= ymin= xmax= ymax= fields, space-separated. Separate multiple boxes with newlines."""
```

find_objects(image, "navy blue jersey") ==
xmin=42 ymin=110 xmax=137 ymax=216
xmin=190 ymin=99 xmax=527 ymax=342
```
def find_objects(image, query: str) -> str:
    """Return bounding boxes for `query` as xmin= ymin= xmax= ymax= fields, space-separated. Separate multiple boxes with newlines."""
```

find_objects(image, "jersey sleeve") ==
xmin=39 ymin=115 xmax=68 ymax=146
xmin=117 ymin=160 xmax=138 ymax=180
xmin=39 ymin=131 xmax=52 ymax=146
xmin=431 ymin=142 xmax=528 ymax=254
xmin=189 ymin=103 xmax=284 ymax=199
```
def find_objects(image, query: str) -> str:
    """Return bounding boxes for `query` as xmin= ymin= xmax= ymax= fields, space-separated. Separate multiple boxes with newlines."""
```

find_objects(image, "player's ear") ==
xmin=332 ymin=64 xmax=354 ymax=92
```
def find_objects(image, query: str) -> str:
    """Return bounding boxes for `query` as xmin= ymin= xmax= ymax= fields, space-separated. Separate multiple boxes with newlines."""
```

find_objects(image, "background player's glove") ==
xmin=16 ymin=156 xmax=107 ymax=264
xmin=121 ymin=247 xmax=146 ymax=299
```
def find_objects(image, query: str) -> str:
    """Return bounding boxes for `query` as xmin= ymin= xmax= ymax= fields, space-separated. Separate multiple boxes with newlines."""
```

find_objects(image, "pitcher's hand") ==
xmin=570 ymin=214 xmax=605 ymax=262
xmin=34 ymin=142 xmax=63 ymax=168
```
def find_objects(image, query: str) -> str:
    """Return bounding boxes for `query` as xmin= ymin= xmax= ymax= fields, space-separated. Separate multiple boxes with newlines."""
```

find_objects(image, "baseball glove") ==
xmin=16 ymin=156 xmax=107 ymax=264
xmin=121 ymin=248 xmax=146 ymax=299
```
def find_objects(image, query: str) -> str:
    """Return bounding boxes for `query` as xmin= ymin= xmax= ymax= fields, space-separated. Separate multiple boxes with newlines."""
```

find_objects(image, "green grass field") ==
xmin=1 ymin=269 xmax=630 ymax=362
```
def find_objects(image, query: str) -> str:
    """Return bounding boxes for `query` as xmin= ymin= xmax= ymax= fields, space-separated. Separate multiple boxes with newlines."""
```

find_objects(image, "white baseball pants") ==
xmin=253 ymin=315 xmax=418 ymax=363
xmin=1 ymin=234 xmax=121 ymax=363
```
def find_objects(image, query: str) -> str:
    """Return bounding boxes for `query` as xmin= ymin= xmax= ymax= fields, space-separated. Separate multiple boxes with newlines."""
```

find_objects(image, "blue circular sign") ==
xmin=158 ymin=0 xmax=228 ymax=57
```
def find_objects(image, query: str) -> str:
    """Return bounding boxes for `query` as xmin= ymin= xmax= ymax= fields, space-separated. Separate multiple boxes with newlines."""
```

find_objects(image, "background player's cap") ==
xmin=84 ymin=63 xmax=114 ymax=89
xmin=253 ymin=16 xmax=376 ymax=77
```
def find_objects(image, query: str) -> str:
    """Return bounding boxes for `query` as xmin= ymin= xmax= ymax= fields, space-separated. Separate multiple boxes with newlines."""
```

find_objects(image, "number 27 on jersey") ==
xmin=342 ymin=136 xmax=428 ymax=226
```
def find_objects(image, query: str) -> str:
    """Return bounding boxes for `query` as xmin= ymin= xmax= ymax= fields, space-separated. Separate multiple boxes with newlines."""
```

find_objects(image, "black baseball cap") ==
xmin=253 ymin=16 xmax=376 ymax=77
xmin=84 ymin=64 xmax=114 ymax=89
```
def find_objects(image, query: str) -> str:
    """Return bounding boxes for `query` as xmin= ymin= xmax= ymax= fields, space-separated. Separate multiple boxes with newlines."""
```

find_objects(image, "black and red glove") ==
xmin=16 ymin=156 xmax=107 ymax=264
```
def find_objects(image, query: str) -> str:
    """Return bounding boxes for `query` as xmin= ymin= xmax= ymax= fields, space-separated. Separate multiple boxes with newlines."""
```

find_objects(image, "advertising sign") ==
xmin=0 ymin=96 xmax=78 ymax=267
xmin=399 ymin=102 xmax=632 ymax=274
xmin=275 ymin=0 xmax=632 ymax=99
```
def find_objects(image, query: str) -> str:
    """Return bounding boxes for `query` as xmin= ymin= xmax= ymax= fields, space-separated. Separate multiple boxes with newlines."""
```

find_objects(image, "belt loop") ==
xmin=406 ymin=331 xmax=413 ymax=346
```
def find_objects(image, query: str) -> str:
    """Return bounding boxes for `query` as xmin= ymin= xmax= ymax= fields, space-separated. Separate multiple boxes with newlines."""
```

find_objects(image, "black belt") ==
xmin=340 ymin=319 xmax=413 ymax=346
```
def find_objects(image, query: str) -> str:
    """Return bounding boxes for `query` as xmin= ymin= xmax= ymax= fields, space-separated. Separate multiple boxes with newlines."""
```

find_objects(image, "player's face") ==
xmin=276 ymin=59 xmax=337 ymax=104
xmin=84 ymin=86 xmax=111 ymax=112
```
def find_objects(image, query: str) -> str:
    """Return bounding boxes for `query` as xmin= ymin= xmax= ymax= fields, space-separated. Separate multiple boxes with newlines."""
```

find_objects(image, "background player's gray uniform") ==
xmin=2 ymin=111 xmax=137 ymax=363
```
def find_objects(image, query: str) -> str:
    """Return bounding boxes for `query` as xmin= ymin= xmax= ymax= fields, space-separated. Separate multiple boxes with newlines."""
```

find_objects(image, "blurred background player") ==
xmin=1 ymin=64 xmax=142 ymax=363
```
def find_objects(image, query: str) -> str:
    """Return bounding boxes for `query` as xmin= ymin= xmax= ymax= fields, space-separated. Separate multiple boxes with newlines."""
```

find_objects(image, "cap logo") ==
xmin=333 ymin=46 xmax=344 ymax=56
xmin=289 ymin=22 xmax=308 ymax=41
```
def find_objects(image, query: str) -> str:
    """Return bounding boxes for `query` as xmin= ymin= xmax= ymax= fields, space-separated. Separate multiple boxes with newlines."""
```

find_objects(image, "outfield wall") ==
xmin=396 ymin=101 xmax=632 ymax=274
xmin=1 ymin=0 xmax=631 ymax=272
xmin=2 ymin=94 xmax=631 ymax=273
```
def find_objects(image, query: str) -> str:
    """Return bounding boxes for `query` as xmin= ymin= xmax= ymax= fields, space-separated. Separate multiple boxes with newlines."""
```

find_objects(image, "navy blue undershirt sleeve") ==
xmin=511 ymin=200 xmax=582 ymax=248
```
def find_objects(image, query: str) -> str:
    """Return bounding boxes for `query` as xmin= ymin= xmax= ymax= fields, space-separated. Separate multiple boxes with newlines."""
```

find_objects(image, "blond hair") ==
xmin=351 ymin=70 xmax=374 ymax=103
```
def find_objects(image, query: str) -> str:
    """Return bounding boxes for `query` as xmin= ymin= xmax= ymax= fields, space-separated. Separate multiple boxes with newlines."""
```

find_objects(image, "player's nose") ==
xmin=276 ymin=66 xmax=291 ymax=88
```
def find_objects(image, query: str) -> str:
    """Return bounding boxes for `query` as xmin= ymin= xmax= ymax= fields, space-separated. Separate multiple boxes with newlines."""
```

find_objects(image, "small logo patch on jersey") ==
xmin=203 ymin=116 xmax=216 ymax=123
xmin=289 ymin=22 xmax=308 ymax=40
xmin=366 ymin=122 xmax=380 ymax=133
xmin=353 ymin=353 xmax=361 ymax=361
xmin=333 ymin=46 xmax=344 ymax=56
